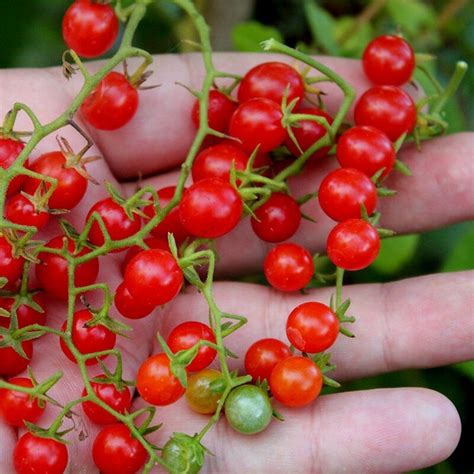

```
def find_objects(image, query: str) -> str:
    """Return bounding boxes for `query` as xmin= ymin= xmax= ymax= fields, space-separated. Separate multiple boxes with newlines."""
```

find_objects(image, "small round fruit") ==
xmin=5 ymin=194 xmax=49 ymax=230
xmin=224 ymin=385 xmax=273 ymax=435
xmin=192 ymin=90 xmax=236 ymax=132
xmin=0 ymin=340 xmax=33 ymax=377
xmin=114 ymin=282 xmax=155 ymax=320
xmin=0 ymin=236 xmax=24 ymax=286
xmin=0 ymin=137 xmax=27 ymax=197
xmin=162 ymin=434 xmax=204 ymax=474
xmin=0 ymin=293 xmax=47 ymax=330
xmin=120 ymin=237 xmax=170 ymax=276
xmin=185 ymin=369 xmax=222 ymax=414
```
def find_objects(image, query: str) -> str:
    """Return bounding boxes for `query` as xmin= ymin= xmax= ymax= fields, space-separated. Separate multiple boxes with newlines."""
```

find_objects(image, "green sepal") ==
xmin=394 ymin=159 xmax=412 ymax=176
xmin=272 ymin=407 xmax=285 ymax=422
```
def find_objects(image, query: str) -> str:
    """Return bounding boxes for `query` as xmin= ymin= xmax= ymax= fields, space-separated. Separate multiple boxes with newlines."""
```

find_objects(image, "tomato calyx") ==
xmin=81 ymin=297 xmax=131 ymax=338
xmin=309 ymin=352 xmax=340 ymax=388
xmin=162 ymin=432 xmax=209 ymax=474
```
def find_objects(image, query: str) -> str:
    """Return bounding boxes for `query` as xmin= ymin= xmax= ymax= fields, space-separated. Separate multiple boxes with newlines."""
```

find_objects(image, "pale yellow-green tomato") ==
xmin=185 ymin=369 xmax=222 ymax=414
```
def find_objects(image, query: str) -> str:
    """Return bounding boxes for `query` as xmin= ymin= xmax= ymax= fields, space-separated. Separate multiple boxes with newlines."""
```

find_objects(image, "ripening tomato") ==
xmin=192 ymin=90 xmax=237 ymax=133
xmin=0 ymin=340 xmax=33 ymax=377
xmin=0 ymin=236 xmax=24 ymax=286
xmin=114 ymin=281 xmax=155 ymax=320
xmin=0 ymin=293 xmax=47 ymax=329
xmin=0 ymin=137 xmax=27 ymax=197
xmin=185 ymin=368 xmax=222 ymax=414
xmin=136 ymin=353 xmax=185 ymax=406
xmin=5 ymin=194 xmax=50 ymax=230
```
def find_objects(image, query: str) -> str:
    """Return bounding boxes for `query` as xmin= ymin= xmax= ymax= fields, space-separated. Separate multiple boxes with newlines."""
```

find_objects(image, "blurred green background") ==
xmin=1 ymin=0 xmax=473 ymax=472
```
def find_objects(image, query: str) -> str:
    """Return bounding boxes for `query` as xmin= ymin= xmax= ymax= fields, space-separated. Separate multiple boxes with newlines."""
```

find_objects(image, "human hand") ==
xmin=0 ymin=53 xmax=473 ymax=473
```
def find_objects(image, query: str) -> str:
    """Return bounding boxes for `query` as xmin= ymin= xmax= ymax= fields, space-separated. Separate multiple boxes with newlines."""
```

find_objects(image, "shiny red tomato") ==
xmin=81 ymin=72 xmax=139 ymax=130
xmin=114 ymin=281 xmax=155 ymax=320
xmin=0 ymin=293 xmax=47 ymax=329
xmin=35 ymin=236 xmax=99 ymax=300
xmin=120 ymin=237 xmax=169 ymax=276
xmin=286 ymin=302 xmax=339 ymax=353
xmin=136 ymin=353 xmax=185 ymax=406
xmin=327 ymin=218 xmax=380 ymax=270
xmin=0 ymin=236 xmax=24 ymax=286
xmin=264 ymin=243 xmax=314 ymax=292
xmin=244 ymin=338 xmax=292 ymax=382
xmin=59 ymin=309 xmax=116 ymax=366
xmin=0 ymin=340 xmax=33 ymax=377
xmin=167 ymin=321 xmax=217 ymax=372
xmin=5 ymin=194 xmax=49 ymax=230
xmin=192 ymin=89 xmax=237 ymax=133
xmin=0 ymin=137 xmax=27 ymax=197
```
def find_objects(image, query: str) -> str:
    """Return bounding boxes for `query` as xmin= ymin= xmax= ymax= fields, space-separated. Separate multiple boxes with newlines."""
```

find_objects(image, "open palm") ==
xmin=0 ymin=53 xmax=473 ymax=473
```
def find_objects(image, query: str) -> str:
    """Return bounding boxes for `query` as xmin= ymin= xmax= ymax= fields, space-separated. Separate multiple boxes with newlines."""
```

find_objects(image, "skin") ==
xmin=0 ymin=53 xmax=473 ymax=473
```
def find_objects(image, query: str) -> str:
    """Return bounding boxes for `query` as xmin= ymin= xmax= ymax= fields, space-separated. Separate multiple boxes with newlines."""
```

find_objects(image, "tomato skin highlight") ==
xmin=270 ymin=356 xmax=322 ymax=407
xmin=192 ymin=90 xmax=237 ymax=133
xmin=286 ymin=302 xmax=339 ymax=353
xmin=185 ymin=368 xmax=222 ymax=414
xmin=0 ymin=137 xmax=27 ymax=197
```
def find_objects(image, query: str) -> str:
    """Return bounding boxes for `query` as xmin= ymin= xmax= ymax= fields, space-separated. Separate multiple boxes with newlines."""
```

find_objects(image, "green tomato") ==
xmin=162 ymin=433 xmax=205 ymax=474
xmin=224 ymin=384 xmax=273 ymax=435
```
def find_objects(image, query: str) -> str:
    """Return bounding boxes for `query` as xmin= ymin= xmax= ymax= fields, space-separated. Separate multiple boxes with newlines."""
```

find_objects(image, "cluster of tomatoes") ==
xmin=0 ymin=0 xmax=423 ymax=471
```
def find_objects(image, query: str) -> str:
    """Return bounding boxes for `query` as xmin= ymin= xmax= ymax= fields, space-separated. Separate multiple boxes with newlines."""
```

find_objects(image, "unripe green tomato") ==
xmin=224 ymin=384 xmax=273 ymax=435
xmin=162 ymin=434 xmax=204 ymax=474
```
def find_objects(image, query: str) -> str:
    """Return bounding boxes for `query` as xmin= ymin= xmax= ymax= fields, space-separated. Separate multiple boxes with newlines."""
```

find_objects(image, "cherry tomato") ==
xmin=143 ymin=186 xmax=190 ymax=244
xmin=270 ymin=356 xmax=322 ymax=407
xmin=327 ymin=218 xmax=380 ymax=271
xmin=192 ymin=90 xmax=237 ymax=133
xmin=62 ymin=0 xmax=119 ymax=58
xmin=86 ymin=197 xmax=141 ymax=249
xmin=336 ymin=126 xmax=395 ymax=178
xmin=124 ymin=248 xmax=183 ymax=307
xmin=59 ymin=309 xmax=116 ymax=366
xmin=23 ymin=151 xmax=88 ymax=210
xmin=354 ymin=86 xmax=416 ymax=141
xmin=264 ymin=243 xmax=314 ymax=292
xmin=192 ymin=143 xmax=249 ymax=183
xmin=81 ymin=72 xmax=139 ymax=130
xmin=179 ymin=178 xmax=243 ymax=238
xmin=225 ymin=384 xmax=273 ymax=435
xmin=244 ymin=338 xmax=292 ymax=382
xmin=185 ymin=368 xmax=222 ymax=414
xmin=0 ymin=340 xmax=33 ymax=377
xmin=136 ymin=353 xmax=185 ymax=406
xmin=238 ymin=62 xmax=304 ymax=106
xmin=285 ymin=107 xmax=333 ymax=160
xmin=318 ymin=168 xmax=377 ymax=222
xmin=35 ymin=236 xmax=99 ymax=300
xmin=0 ymin=236 xmax=24 ymax=286
xmin=363 ymin=35 xmax=415 ymax=86
xmin=5 ymin=194 xmax=49 ymax=230
xmin=13 ymin=432 xmax=68 ymax=474
xmin=286 ymin=302 xmax=339 ymax=353
xmin=167 ymin=321 xmax=217 ymax=372
xmin=161 ymin=435 xmax=203 ymax=474
xmin=229 ymin=98 xmax=286 ymax=153
xmin=0 ymin=377 xmax=45 ymax=427
xmin=251 ymin=192 xmax=301 ymax=243
xmin=0 ymin=293 xmax=47 ymax=329
xmin=82 ymin=378 xmax=132 ymax=425
xmin=92 ymin=424 xmax=148 ymax=474
xmin=114 ymin=281 xmax=155 ymax=320
xmin=0 ymin=137 xmax=27 ymax=197
xmin=121 ymin=237 xmax=169 ymax=276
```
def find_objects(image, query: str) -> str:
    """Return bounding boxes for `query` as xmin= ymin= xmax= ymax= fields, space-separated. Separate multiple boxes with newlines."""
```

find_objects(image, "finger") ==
xmin=0 ymin=423 xmax=15 ymax=473
xmin=141 ymin=387 xmax=460 ymax=473
xmin=156 ymin=271 xmax=474 ymax=380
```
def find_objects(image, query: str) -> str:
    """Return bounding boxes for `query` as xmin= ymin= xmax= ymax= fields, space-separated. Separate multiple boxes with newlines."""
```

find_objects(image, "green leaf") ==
xmin=303 ymin=0 xmax=339 ymax=55
xmin=231 ymin=21 xmax=283 ymax=53
xmin=334 ymin=16 xmax=373 ymax=58
xmin=385 ymin=0 xmax=436 ymax=36
xmin=372 ymin=234 xmax=419 ymax=275
xmin=441 ymin=228 xmax=474 ymax=272
xmin=452 ymin=361 xmax=474 ymax=381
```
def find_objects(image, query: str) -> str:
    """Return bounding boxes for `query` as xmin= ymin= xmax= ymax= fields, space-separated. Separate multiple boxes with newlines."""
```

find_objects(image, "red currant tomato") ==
xmin=327 ymin=218 xmax=380 ymax=271
xmin=238 ymin=62 xmax=304 ymax=106
xmin=0 ymin=340 xmax=33 ymax=377
xmin=5 ymin=194 xmax=49 ymax=230
xmin=251 ymin=192 xmax=301 ymax=243
xmin=143 ymin=186 xmax=190 ymax=244
xmin=0 ymin=137 xmax=27 ymax=197
xmin=318 ymin=168 xmax=377 ymax=222
xmin=23 ymin=151 xmax=88 ymax=210
xmin=92 ymin=424 xmax=148 ymax=474
xmin=229 ymin=98 xmax=286 ymax=154
xmin=244 ymin=338 xmax=292 ymax=382
xmin=192 ymin=143 xmax=249 ymax=183
xmin=82 ymin=378 xmax=132 ymax=425
xmin=0 ymin=377 xmax=45 ymax=427
xmin=136 ymin=353 xmax=185 ymax=406
xmin=124 ymin=249 xmax=183 ymax=307
xmin=192 ymin=90 xmax=237 ymax=133
xmin=62 ymin=0 xmax=118 ymax=58
xmin=363 ymin=35 xmax=415 ymax=86
xmin=285 ymin=107 xmax=333 ymax=161
xmin=14 ymin=432 xmax=68 ymax=474
xmin=167 ymin=321 xmax=217 ymax=372
xmin=35 ymin=236 xmax=99 ymax=300
xmin=185 ymin=368 xmax=222 ymax=415
xmin=336 ymin=126 xmax=395 ymax=179
xmin=354 ymin=86 xmax=416 ymax=141
xmin=86 ymin=197 xmax=141 ymax=249
xmin=286 ymin=302 xmax=339 ymax=353
xmin=270 ymin=356 xmax=322 ymax=407
xmin=114 ymin=281 xmax=155 ymax=320
xmin=0 ymin=293 xmax=47 ymax=329
xmin=179 ymin=178 xmax=243 ymax=238
xmin=59 ymin=309 xmax=116 ymax=366
xmin=81 ymin=72 xmax=139 ymax=130
xmin=264 ymin=243 xmax=314 ymax=292
xmin=121 ymin=237 xmax=169 ymax=276
xmin=0 ymin=236 xmax=24 ymax=286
